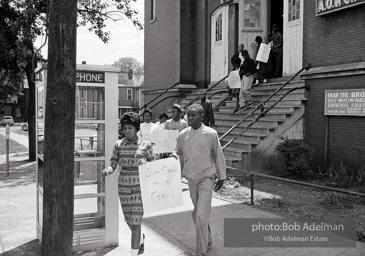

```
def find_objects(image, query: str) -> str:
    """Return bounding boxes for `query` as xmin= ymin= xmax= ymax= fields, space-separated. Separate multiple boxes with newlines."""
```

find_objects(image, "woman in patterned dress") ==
xmin=103 ymin=112 xmax=154 ymax=256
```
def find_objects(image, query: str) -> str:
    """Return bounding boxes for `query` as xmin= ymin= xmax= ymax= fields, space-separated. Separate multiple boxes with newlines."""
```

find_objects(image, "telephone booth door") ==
xmin=36 ymin=64 xmax=120 ymax=252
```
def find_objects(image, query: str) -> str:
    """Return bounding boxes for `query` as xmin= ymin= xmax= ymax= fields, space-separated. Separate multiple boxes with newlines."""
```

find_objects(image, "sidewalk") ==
xmin=1 ymin=133 xmax=365 ymax=255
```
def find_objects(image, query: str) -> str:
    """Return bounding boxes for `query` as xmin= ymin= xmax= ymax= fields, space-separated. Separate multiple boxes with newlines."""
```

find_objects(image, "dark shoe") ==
xmin=138 ymin=234 xmax=145 ymax=255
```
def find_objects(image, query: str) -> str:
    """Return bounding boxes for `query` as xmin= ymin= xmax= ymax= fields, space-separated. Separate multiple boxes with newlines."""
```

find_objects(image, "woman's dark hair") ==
xmin=231 ymin=54 xmax=241 ymax=68
xmin=159 ymin=111 xmax=169 ymax=120
xmin=255 ymin=36 xmax=263 ymax=43
xmin=142 ymin=108 xmax=153 ymax=117
xmin=241 ymin=49 xmax=249 ymax=57
xmin=121 ymin=112 xmax=141 ymax=131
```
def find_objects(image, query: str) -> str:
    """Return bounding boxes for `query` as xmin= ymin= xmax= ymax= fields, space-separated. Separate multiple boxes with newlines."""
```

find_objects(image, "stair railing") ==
xmin=213 ymin=94 xmax=231 ymax=111
xmin=136 ymin=82 xmax=179 ymax=113
xmin=149 ymin=95 xmax=180 ymax=110
xmin=183 ymin=74 xmax=229 ymax=109
xmin=219 ymin=64 xmax=311 ymax=149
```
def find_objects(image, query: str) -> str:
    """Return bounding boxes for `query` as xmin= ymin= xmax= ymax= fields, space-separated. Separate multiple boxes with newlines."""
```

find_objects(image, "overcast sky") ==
xmin=36 ymin=0 xmax=144 ymax=66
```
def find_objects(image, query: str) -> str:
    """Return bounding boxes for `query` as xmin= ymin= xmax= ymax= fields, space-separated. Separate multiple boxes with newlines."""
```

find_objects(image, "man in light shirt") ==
xmin=164 ymin=104 xmax=188 ymax=132
xmin=175 ymin=104 xmax=226 ymax=256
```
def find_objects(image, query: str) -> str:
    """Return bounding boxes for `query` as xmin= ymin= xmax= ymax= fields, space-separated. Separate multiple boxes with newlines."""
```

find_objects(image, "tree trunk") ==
xmin=41 ymin=0 xmax=77 ymax=255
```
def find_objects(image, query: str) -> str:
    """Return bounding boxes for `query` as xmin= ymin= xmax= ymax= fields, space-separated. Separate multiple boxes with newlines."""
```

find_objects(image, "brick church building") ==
xmin=143 ymin=0 xmax=365 ymax=170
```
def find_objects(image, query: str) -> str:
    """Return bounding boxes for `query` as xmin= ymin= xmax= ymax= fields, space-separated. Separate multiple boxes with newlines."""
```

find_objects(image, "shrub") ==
xmin=275 ymin=138 xmax=314 ymax=175
xmin=318 ymin=163 xmax=365 ymax=186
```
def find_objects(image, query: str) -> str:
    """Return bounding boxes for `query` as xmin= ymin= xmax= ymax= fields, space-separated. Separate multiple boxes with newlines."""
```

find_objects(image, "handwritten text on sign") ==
xmin=143 ymin=130 xmax=179 ymax=153
xmin=325 ymin=89 xmax=365 ymax=116
xmin=139 ymin=157 xmax=183 ymax=214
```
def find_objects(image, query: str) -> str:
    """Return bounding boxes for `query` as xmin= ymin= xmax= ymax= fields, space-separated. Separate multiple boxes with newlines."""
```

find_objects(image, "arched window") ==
xmin=215 ymin=13 xmax=223 ymax=42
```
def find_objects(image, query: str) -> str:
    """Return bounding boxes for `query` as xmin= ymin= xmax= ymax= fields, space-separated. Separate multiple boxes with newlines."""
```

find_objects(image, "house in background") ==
xmin=0 ymin=93 xmax=26 ymax=123
xmin=117 ymin=72 xmax=144 ymax=117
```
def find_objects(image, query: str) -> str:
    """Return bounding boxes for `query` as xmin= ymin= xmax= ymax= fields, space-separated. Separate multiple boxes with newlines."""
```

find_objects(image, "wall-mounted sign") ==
xmin=325 ymin=89 xmax=365 ymax=116
xmin=76 ymin=71 xmax=105 ymax=83
xmin=316 ymin=0 xmax=365 ymax=16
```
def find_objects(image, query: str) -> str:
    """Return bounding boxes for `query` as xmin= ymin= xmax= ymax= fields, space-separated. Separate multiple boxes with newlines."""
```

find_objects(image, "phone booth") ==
xmin=35 ymin=63 xmax=120 ymax=251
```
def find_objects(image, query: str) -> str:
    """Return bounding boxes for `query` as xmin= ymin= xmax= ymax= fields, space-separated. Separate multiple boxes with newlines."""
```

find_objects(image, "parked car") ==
xmin=1 ymin=116 xmax=14 ymax=126
xmin=21 ymin=123 xmax=28 ymax=131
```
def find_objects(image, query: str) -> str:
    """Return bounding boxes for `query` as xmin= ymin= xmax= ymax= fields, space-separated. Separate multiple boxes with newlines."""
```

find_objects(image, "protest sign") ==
xmin=139 ymin=157 xmax=183 ymax=214
xmin=144 ymin=130 xmax=179 ymax=153
xmin=256 ymin=43 xmax=271 ymax=63
xmin=227 ymin=70 xmax=241 ymax=89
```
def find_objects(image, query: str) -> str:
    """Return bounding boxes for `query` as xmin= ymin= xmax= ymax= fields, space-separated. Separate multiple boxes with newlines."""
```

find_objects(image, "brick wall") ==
xmin=144 ymin=0 xmax=180 ymax=91
xmin=304 ymin=75 xmax=365 ymax=170
xmin=303 ymin=2 xmax=365 ymax=67
xmin=303 ymin=2 xmax=365 ymax=170
xmin=180 ymin=0 xmax=195 ymax=84
xmin=228 ymin=3 xmax=239 ymax=70
xmin=192 ymin=0 xmax=221 ymax=88
xmin=193 ymin=0 xmax=209 ymax=88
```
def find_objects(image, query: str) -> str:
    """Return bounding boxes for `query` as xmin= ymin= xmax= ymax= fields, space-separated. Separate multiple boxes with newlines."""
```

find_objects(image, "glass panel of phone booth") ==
xmin=74 ymin=197 xmax=106 ymax=231
xmin=74 ymin=85 xmax=106 ymax=233
xmin=74 ymin=159 xmax=106 ymax=231
xmin=75 ymin=86 xmax=105 ymax=120
xmin=74 ymin=124 xmax=105 ymax=157
xmin=37 ymin=86 xmax=45 ymax=120
xmin=38 ymin=189 xmax=43 ymax=228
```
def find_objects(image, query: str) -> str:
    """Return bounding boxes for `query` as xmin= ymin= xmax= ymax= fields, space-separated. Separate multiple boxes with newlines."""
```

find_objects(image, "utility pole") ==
xmin=41 ymin=0 xmax=77 ymax=255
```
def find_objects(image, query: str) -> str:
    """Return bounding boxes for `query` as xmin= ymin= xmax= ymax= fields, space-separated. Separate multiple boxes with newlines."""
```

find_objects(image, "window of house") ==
xmin=136 ymin=89 xmax=139 ymax=102
xmin=127 ymin=88 xmax=133 ymax=101
xmin=243 ymin=0 xmax=261 ymax=28
xmin=150 ymin=0 xmax=156 ymax=21
xmin=215 ymin=13 xmax=222 ymax=42
xmin=288 ymin=0 xmax=300 ymax=22
xmin=81 ymin=107 xmax=85 ymax=118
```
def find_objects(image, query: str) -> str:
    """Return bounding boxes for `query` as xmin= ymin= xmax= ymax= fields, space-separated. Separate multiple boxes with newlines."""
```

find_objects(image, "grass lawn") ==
xmin=0 ymin=134 xmax=28 ymax=155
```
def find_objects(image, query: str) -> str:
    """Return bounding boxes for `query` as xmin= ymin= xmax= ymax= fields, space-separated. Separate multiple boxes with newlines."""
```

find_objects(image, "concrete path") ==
xmin=1 ymin=130 xmax=365 ymax=255
xmin=0 ymin=126 xmax=29 ymax=148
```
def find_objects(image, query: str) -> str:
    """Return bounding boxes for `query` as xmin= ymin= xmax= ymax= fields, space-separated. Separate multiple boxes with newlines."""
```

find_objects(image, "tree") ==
xmin=41 ymin=0 xmax=77 ymax=254
xmin=1 ymin=1 xmax=142 ymax=255
xmin=113 ymin=56 xmax=144 ymax=75
xmin=0 ymin=0 xmax=143 ymax=161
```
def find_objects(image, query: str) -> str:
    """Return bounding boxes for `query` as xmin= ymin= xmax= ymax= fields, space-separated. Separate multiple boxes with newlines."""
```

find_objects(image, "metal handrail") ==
xmin=149 ymin=95 xmax=180 ymax=110
xmin=183 ymin=74 xmax=229 ymax=109
xmin=226 ymin=166 xmax=365 ymax=205
xmin=207 ymin=89 xmax=230 ymax=99
xmin=213 ymin=94 xmax=231 ymax=111
xmin=221 ymin=85 xmax=306 ymax=149
xmin=136 ymin=82 xmax=179 ymax=113
xmin=219 ymin=65 xmax=311 ymax=146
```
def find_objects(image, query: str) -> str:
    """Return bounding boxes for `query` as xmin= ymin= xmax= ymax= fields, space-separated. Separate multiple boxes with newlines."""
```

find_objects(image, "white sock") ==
xmin=139 ymin=233 xmax=144 ymax=245
xmin=131 ymin=248 xmax=139 ymax=256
